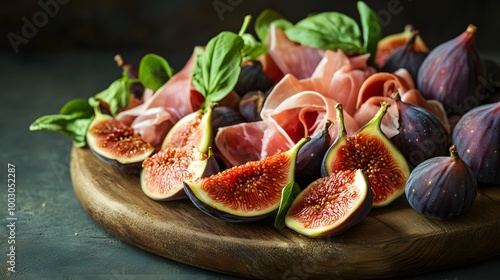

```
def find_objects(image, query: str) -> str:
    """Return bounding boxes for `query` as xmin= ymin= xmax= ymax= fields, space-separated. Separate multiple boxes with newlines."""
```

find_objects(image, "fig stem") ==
xmin=466 ymin=24 xmax=477 ymax=34
xmin=404 ymin=31 xmax=419 ymax=52
xmin=335 ymin=104 xmax=347 ymax=138
xmin=365 ymin=102 xmax=390 ymax=130
xmin=449 ymin=145 xmax=459 ymax=159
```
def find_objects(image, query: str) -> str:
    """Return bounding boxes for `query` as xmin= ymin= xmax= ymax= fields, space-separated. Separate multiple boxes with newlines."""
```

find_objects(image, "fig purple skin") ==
xmin=405 ymin=145 xmax=477 ymax=220
xmin=417 ymin=24 xmax=486 ymax=116
xmin=234 ymin=60 xmax=274 ymax=97
xmin=381 ymin=31 xmax=428 ymax=82
xmin=295 ymin=120 xmax=332 ymax=188
xmin=452 ymin=102 xmax=500 ymax=185
xmin=390 ymin=96 xmax=450 ymax=169
xmin=239 ymin=90 xmax=266 ymax=122
xmin=211 ymin=106 xmax=245 ymax=134
xmin=184 ymin=182 xmax=275 ymax=223
xmin=89 ymin=148 xmax=145 ymax=174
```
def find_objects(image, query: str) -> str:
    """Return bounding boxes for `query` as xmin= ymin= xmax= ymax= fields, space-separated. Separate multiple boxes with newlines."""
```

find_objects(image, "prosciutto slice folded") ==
xmin=116 ymin=50 xmax=204 ymax=148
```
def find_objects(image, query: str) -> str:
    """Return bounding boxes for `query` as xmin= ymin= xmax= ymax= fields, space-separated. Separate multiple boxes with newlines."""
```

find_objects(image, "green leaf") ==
xmin=29 ymin=98 xmax=94 ymax=147
xmin=357 ymin=1 xmax=382 ymax=65
xmin=274 ymin=181 xmax=301 ymax=229
xmin=95 ymin=77 xmax=130 ymax=116
xmin=255 ymin=9 xmax=288 ymax=44
xmin=240 ymin=33 xmax=267 ymax=60
xmin=139 ymin=53 xmax=173 ymax=91
xmin=192 ymin=31 xmax=244 ymax=104
xmin=285 ymin=12 xmax=363 ymax=53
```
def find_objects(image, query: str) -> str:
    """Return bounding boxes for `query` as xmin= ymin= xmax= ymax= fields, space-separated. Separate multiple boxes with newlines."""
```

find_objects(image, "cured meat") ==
xmin=214 ymin=121 xmax=269 ymax=167
xmin=355 ymin=69 xmax=449 ymax=132
xmin=115 ymin=50 xmax=204 ymax=148
xmin=267 ymin=25 xmax=325 ymax=80
xmin=216 ymin=50 xmax=372 ymax=167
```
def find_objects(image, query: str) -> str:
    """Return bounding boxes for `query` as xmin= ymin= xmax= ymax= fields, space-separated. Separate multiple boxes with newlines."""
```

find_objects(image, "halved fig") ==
xmin=285 ymin=169 xmax=372 ymax=238
xmin=161 ymin=104 xmax=214 ymax=152
xmin=184 ymin=137 xmax=310 ymax=222
xmin=323 ymin=103 xmax=410 ymax=207
xmin=141 ymin=147 xmax=219 ymax=201
xmin=86 ymin=108 xmax=155 ymax=174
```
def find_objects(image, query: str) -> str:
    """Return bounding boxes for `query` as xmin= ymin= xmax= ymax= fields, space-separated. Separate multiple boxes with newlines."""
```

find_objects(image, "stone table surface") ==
xmin=1 ymin=51 xmax=500 ymax=280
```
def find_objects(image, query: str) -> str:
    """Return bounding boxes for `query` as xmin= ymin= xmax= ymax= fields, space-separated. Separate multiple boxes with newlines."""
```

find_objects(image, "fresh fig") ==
xmin=285 ymin=169 xmax=372 ymax=238
xmin=381 ymin=31 xmax=429 ymax=82
xmin=161 ymin=104 xmax=214 ymax=152
xmin=405 ymin=145 xmax=478 ymax=220
xmin=184 ymin=137 xmax=310 ymax=222
xmin=375 ymin=24 xmax=428 ymax=69
xmin=323 ymin=103 xmax=410 ymax=207
xmin=452 ymin=101 xmax=500 ymax=185
xmin=114 ymin=54 xmax=144 ymax=99
xmin=233 ymin=60 xmax=274 ymax=97
xmin=141 ymin=147 xmax=220 ymax=201
xmin=390 ymin=94 xmax=450 ymax=169
xmin=211 ymin=106 xmax=245 ymax=134
xmin=86 ymin=108 xmax=155 ymax=174
xmin=417 ymin=24 xmax=486 ymax=116
xmin=239 ymin=90 xmax=266 ymax=122
xmin=294 ymin=120 xmax=332 ymax=188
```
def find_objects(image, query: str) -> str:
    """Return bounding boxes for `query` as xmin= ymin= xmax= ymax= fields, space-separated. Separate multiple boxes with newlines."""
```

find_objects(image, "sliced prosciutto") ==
xmin=354 ymin=69 xmax=450 ymax=134
xmin=266 ymin=24 xmax=325 ymax=80
xmin=216 ymin=89 xmax=361 ymax=167
xmin=262 ymin=50 xmax=375 ymax=118
xmin=116 ymin=50 xmax=204 ymax=148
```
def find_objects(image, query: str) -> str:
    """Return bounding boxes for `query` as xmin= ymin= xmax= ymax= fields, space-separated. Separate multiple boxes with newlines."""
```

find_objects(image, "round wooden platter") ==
xmin=70 ymin=146 xmax=500 ymax=279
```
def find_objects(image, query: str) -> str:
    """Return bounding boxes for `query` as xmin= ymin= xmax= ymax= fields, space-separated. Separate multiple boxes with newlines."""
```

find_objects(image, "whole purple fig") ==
xmin=381 ymin=31 xmax=429 ymax=82
xmin=417 ymin=24 xmax=486 ymax=117
xmin=295 ymin=120 xmax=332 ymax=188
xmin=390 ymin=94 xmax=450 ymax=169
xmin=405 ymin=145 xmax=477 ymax=220
xmin=452 ymin=101 xmax=500 ymax=185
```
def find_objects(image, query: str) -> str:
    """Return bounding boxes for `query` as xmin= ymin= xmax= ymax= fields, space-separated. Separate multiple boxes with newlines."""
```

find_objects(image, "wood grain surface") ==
xmin=70 ymin=146 xmax=500 ymax=279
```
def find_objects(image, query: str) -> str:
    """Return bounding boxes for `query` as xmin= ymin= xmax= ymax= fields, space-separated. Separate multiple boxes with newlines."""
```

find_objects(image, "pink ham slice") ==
xmin=216 ymin=89 xmax=361 ymax=167
xmin=116 ymin=50 xmax=204 ymax=148
xmin=266 ymin=24 xmax=325 ymax=80
xmin=216 ymin=50 xmax=373 ymax=167
xmin=354 ymin=69 xmax=450 ymax=135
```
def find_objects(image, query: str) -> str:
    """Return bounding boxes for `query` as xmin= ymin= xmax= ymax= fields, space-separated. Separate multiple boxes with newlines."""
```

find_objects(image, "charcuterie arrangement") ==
xmin=31 ymin=2 xmax=500 ymax=238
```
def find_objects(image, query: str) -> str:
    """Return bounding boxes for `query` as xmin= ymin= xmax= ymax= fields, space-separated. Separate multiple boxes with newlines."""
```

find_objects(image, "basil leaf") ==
xmin=240 ymin=33 xmax=267 ymax=60
xmin=285 ymin=12 xmax=363 ymax=53
xmin=192 ymin=31 xmax=244 ymax=104
xmin=95 ymin=77 xmax=130 ymax=116
xmin=29 ymin=98 xmax=94 ymax=147
xmin=255 ymin=9 xmax=287 ymax=44
xmin=274 ymin=181 xmax=301 ymax=229
xmin=357 ymin=1 xmax=382 ymax=65
xmin=139 ymin=53 xmax=173 ymax=91
xmin=272 ymin=18 xmax=294 ymax=31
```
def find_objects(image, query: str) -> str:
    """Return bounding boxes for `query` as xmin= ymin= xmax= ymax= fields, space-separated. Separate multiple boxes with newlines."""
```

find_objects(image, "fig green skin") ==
xmin=417 ymin=25 xmax=485 ymax=116
xmin=391 ymin=99 xmax=450 ymax=169
xmin=405 ymin=149 xmax=478 ymax=220
xmin=452 ymin=102 xmax=500 ymax=185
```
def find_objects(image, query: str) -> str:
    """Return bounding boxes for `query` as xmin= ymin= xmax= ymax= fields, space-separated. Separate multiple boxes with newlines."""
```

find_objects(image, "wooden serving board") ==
xmin=70 ymin=146 xmax=500 ymax=279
